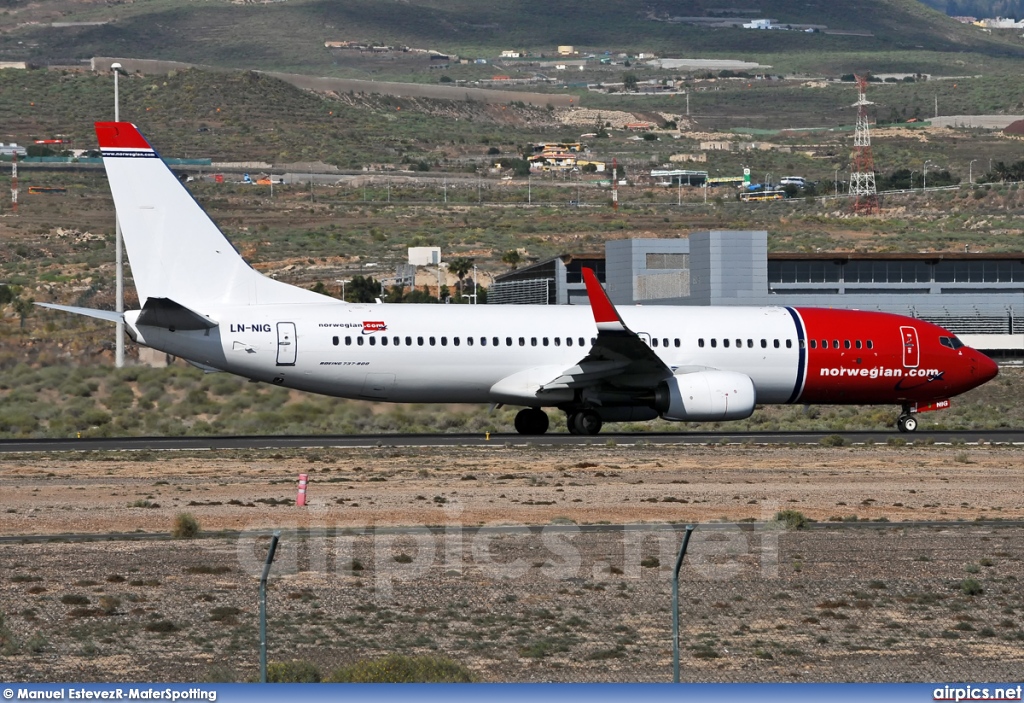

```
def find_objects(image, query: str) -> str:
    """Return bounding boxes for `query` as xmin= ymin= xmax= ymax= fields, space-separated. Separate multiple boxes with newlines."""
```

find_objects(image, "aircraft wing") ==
xmin=541 ymin=268 xmax=674 ymax=391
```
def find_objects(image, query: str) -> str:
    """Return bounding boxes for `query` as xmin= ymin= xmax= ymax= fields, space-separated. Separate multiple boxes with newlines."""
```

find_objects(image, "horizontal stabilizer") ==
xmin=35 ymin=303 xmax=123 ymax=323
xmin=136 ymin=297 xmax=218 ymax=331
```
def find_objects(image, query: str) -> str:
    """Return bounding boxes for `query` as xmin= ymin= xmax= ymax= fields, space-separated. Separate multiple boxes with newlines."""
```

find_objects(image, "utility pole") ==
xmin=10 ymin=152 xmax=17 ymax=214
xmin=850 ymin=75 xmax=879 ymax=214
xmin=112 ymin=62 xmax=125 ymax=368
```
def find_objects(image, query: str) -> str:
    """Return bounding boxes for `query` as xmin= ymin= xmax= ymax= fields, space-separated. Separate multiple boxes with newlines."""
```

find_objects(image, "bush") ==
xmin=961 ymin=578 xmax=984 ymax=596
xmin=327 ymin=654 xmax=475 ymax=683
xmin=267 ymin=660 xmax=321 ymax=683
xmin=172 ymin=512 xmax=200 ymax=539
xmin=775 ymin=510 xmax=809 ymax=530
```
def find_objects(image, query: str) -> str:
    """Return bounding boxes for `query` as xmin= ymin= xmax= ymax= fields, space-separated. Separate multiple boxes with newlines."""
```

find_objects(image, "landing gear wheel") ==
xmin=897 ymin=414 xmax=918 ymax=433
xmin=514 ymin=408 xmax=550 ymax=435
xmin=572 ymin=409 xmax=603 ymax=435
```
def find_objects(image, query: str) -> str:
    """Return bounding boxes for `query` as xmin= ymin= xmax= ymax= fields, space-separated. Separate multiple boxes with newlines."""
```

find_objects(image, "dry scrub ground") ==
xmin=1 ymin=444 xmax=1023 ymax=682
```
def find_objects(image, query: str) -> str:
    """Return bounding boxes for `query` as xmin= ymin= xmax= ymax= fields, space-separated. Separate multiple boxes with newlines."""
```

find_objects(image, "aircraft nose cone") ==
xmin=974 ymin=350 xmax=999 ymax=384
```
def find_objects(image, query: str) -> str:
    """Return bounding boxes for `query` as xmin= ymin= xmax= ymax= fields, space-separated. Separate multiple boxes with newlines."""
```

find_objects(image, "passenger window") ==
xmin=711 ymin=339 xmax=717 ymax=348
xmin=774 ymin=339 xmax=780 ymax=348
xmin=393 ymin=336 xmax=399 ymax=346
xmin=456 ymin=337 xmax=462 ymax=346
xmin=652 ymin=338 xmax=659 ymax=348
xmin=591 ymin=337 xmax=596 ymax=345
xmin=506 ymin=337 xmax=512 ymax=346
xmin=357 ymin=337 xmax=364 ymax=346
xmin=674 ymin=339 xmax=680 ymax=347
xmin=479 ymin=337 xmax=485 ymax=346
xmin=381 ymin=337 xmax=388 ymax=346
xmin=417 ymin=336 xmax=423 ymax=346
xmin=542 ymin=337 xmax=549 ymax=347
xmin=493 ymin=337 xmax=499 ymax=346
xmin=332 ymin=336 xmax=339 ymax=346
xmin=723 ymin=339 xmax=730 ymax=348
xmin=747 ymin=339 xmax=753 ymax=348
xmin=429 ymin=336 xmax=436 ymax=346
xmin=736 ymin=339 xmax=741 ymax=348
xmin=832 ymin=340 xmax=839 ymax=349
xmin=698 ymin=338 xmax=705 ymax=348
xmin=867 ymin=340 xmax=873 ymax=349
xmin=369 ymin=337 xmax=376 ymax=346
xmin=581 ymin=337 xmax=587 ymax=346
xmin=345 ymin=336 xmax=352 ymax=346
xmin=554 ymin=337 xmax=560 ymax=347
xmin=844 ymin=340 xmax=851 ymax=349
xmin=786 ymin=340 xmax=792 ymax=348
xmin=761 ymin=339 xmax=767 ymax=348
xmin=405 ymin=336 xmax=411 ymax=346
xmin=441 ymin=337 xmax=448 ymax=346
xmin=519 ymin=337 xmax=525 ymax=346
xmin=855 ymin=340 xmax=862 ymax=349
xmin=566 ymin=337 xmax=573 ymax=347
xmin=810 ymin=340 xmax=816 ymax=349
xmin=531 ymin=337 xmax=537 ymax=347
xmin=799 ymin=339 xmax=805 ymax=349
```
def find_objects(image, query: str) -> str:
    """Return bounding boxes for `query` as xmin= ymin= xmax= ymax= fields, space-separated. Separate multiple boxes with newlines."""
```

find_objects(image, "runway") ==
xmin=1 ymin=429 xmax=1022 ymax=453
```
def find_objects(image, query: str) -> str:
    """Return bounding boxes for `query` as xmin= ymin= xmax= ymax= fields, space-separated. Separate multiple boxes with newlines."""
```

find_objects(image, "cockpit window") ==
xmin=939 ymin=335 xmax=965 ymax=350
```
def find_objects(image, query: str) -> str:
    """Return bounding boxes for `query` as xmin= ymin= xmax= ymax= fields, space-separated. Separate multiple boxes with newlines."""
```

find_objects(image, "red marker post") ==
xmin=296 ymin=473 xmax=309 ymax=507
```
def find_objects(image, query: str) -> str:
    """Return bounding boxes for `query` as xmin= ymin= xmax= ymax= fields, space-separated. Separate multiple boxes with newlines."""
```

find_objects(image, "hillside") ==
xmin=0 ymin=0 xmax=1022 ymax=77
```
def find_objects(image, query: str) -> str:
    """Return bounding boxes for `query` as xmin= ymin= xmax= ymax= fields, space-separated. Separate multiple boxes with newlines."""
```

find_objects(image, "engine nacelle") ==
xmin=654 ymin=371 xmax=756 ymax=422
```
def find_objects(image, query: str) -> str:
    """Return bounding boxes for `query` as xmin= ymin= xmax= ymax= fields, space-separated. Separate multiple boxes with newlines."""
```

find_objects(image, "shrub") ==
xmin=774 ymin=510 xmax=809 ymax=530
xmin=820 ymin=434 xmax=845 ymax=447
xmin=327 ymin=654 xmax=475 ymax=682
xmin=145 ymin=620 xmax=179 ymax=633
xmin=98 ymin=596 xmax=120 ymax=615
xmin=61 ymin=594 xmax=90 ymax=606
xmin=960 ymin=578 xmax=984 ymax=596
xmin=172 ymin=512 xmax=200 ymax=539
xmin=267 ymin=660 xmax=321 ymax=683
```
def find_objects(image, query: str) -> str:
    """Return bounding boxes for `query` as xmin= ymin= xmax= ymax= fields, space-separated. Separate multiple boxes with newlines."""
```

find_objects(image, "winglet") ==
xmin=582 ymin=267 xmax=627 ymax=332
xmin=95 ymin=122 xmax=154 ymax=151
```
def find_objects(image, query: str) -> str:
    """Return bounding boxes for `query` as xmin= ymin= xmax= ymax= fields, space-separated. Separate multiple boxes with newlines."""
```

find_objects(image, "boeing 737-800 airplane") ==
xmin=40 ymin=123 xmax=999 ymax=435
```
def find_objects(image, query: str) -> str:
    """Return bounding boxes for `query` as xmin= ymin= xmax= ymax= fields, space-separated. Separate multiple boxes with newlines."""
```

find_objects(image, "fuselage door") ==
xmin=900 ymin=325 xmax=919 ymax=369
xmin=276 ymin=322 xmax=297 ymax=366
xmin=638 ymin=332 xmax=652 ymax=347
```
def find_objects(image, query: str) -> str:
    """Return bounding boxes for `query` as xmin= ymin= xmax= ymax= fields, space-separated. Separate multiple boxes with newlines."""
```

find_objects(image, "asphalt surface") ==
xmin=0 ymin=429 xmax=1022 ymax=453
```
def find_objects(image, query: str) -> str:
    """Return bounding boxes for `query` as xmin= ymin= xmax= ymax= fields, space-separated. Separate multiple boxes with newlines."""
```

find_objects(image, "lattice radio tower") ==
xmin=849 ymin=74 xmax=879 ymax=214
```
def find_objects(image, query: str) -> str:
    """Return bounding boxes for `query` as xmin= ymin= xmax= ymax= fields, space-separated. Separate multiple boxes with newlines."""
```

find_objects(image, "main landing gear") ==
xmin=514 ymin=408 xmax=550 ymax=435
xmin=567 ymin=409 xmax=603 ymax=435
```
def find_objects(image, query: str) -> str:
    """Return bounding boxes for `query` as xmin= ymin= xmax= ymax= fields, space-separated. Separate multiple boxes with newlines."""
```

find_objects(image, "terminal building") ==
xmin=489 ymin=231 xmax=1024 ymax=355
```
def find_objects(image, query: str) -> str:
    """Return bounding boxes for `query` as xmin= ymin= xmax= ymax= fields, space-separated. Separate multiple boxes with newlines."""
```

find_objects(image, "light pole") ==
xmin=834 ymin=167 xmax=839 ymax=197
xmin=969 ymin=159 xmax=977 ymax=185
xmin=335 ymin=279 xmax=349 ymax=301
xmin=923 ymin=160 xmax=934 ymax=190
xmin=111 ymin=62 xmax=124 ymax=369
xmin=909 ymin=170 xmax=917 ymax=191
xmin=765 ymin=172 xmax=772 ymax=189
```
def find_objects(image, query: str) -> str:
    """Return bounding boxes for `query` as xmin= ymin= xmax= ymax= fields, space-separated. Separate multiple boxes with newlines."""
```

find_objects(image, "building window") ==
xmin=646 ymin=252 xmax=690 ymax=270
xmin=769 ymin=260 xmax=841 ymax=284
xmin=846 ymin=260 xmax=931 ymax=284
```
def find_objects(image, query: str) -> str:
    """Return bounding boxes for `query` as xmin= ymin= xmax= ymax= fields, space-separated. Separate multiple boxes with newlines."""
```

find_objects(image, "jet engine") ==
xmin=654 ymin=371 xmax=756 ymax=422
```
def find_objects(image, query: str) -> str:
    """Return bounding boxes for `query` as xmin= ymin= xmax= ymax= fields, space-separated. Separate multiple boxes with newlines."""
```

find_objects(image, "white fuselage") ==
xmin=126 ymin=302 xmax=804 ymax=405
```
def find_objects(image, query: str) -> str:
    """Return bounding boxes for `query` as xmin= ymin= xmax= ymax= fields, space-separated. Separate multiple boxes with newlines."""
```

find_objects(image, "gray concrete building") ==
xmin=490 ymin=231 xmax=1024 ymax=354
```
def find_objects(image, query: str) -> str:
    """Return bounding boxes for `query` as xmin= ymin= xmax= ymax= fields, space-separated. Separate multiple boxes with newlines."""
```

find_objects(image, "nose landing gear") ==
xmin=896 ymin=412 xmax=918 ymax=433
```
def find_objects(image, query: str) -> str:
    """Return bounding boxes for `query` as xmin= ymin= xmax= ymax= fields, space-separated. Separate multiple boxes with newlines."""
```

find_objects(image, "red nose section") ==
xmin=974 ymin=350 xmax=999 ymax=385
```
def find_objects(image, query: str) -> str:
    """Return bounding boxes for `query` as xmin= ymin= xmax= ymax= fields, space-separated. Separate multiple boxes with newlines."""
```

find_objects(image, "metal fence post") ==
xmin=672 ymin=524 xmax=695 ymax=683
xmin=259 ymin=530 xmax=281 ymax=683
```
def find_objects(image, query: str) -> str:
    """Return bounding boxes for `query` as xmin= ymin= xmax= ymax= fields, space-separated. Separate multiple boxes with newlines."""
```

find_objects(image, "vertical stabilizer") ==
xmin=96 ymin=122 xmax=328 ymax=310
